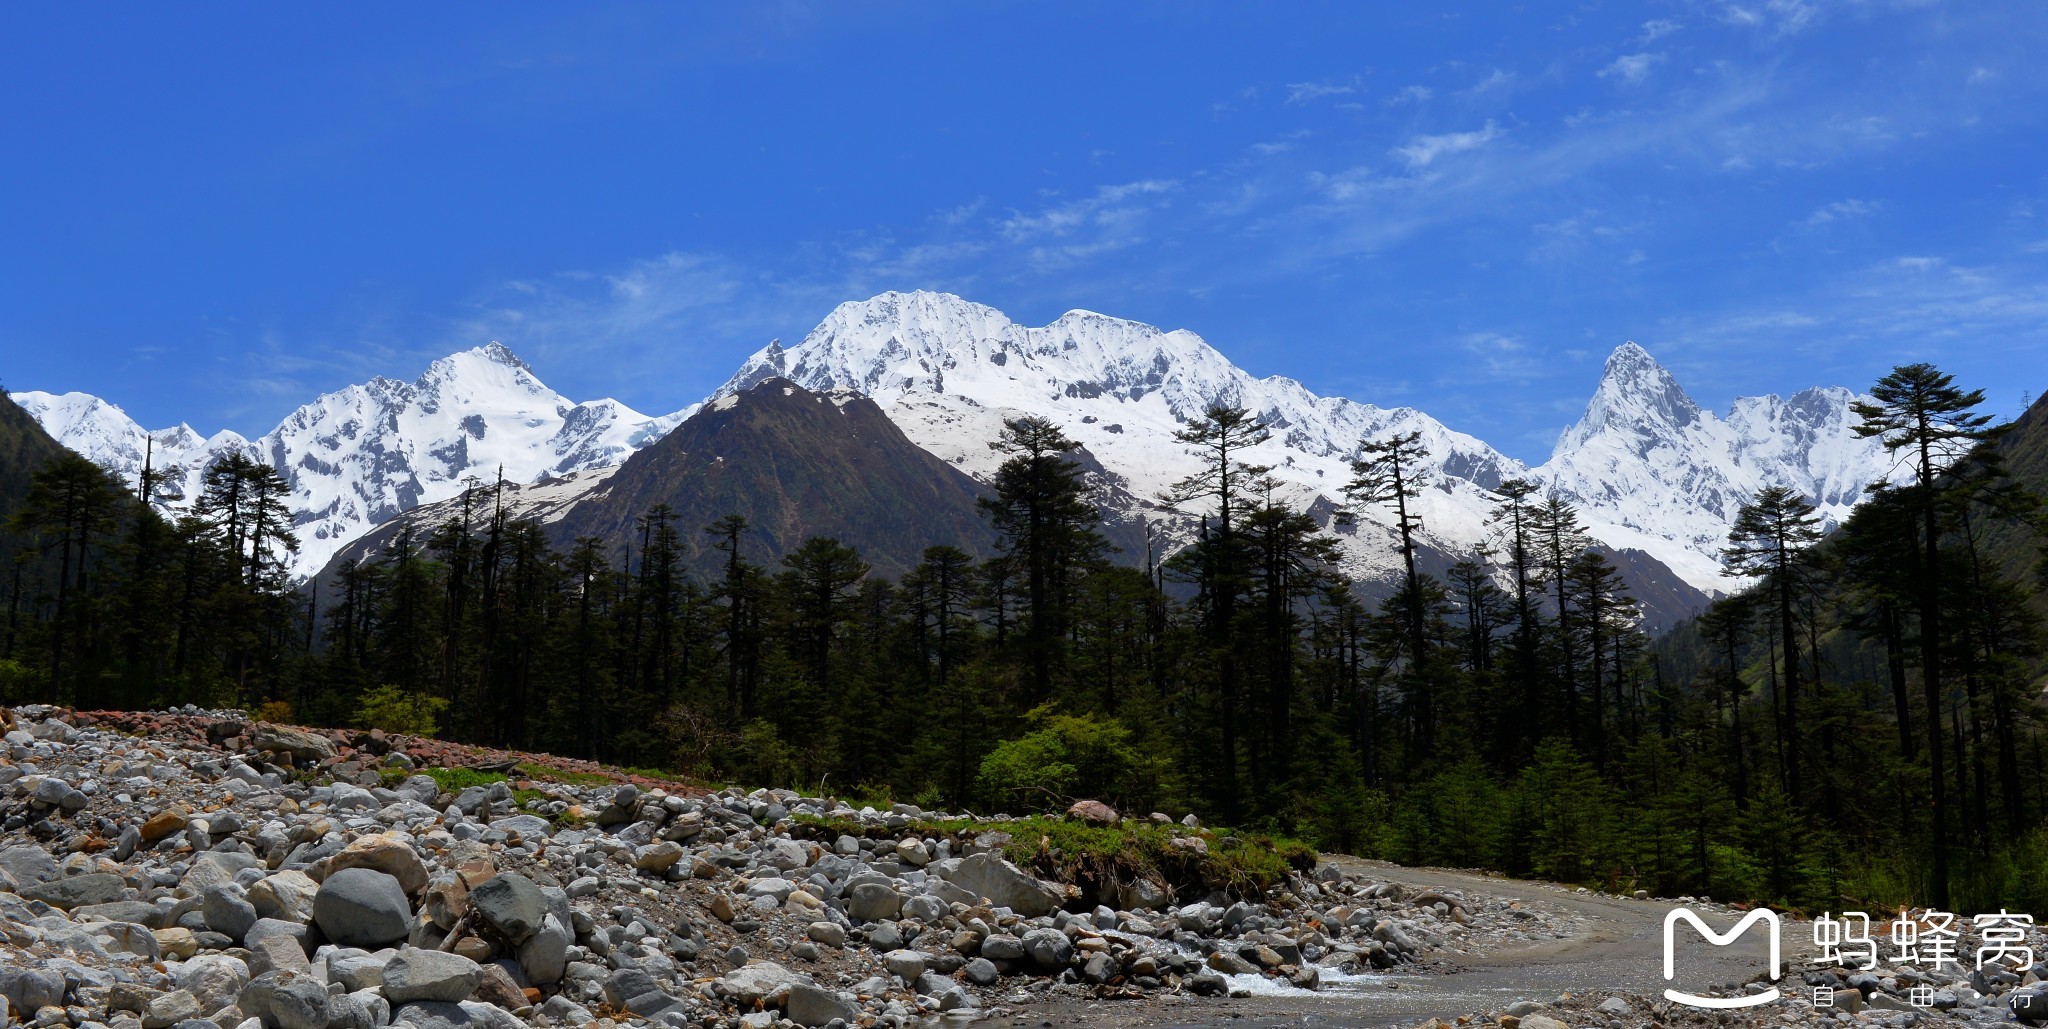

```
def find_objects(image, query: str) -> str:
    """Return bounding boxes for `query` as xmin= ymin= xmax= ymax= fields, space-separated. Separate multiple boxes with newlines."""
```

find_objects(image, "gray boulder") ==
xmin=0 ymin=847 xmax=60 ymax=885
xmin=328 ymin=991 xmax=390 ymax=1029
xmin=390 ymin=1001 xmax=523 ymax=1029
xmin=515 ymin=914 xmax=570 ymax=984
xmin=23 ymin=871 xmax=126 ymax=910
xmin=240 ymin=971 xmax=330 ymax=1029
xmin=963 ymin=957 xmax=999 ymax=985
xmin=250 ymin=724 xmax=335 ymax=761
xmin=2013 ymin=987 xmax=2048 ymax=1023
xmin=785 ymin=983 xmax=858 ymax=1027
xmin=932 ymin=852 xmax=1064 ymax=916
xmin=882 ymin=949 xmax=927 ymax=980
xmin=202 ymin=883 xmax=258 ymax=942
xmin=467 ymin=872 xmax=545 ymax=946
xmin=382 ymin=949 xmax=483 ymax=1004
xmin=313 ymin=868 xmax=412 ymax=948
xmin=979 ymin=934 xmax=1025 ymax=961
xmin=1022 ymin=927 xmax=1074 ymax=969
xmin=0 ymin=968 xmax=65 ymax=1012
xmin=76 ymin=899 xmax=164 ymax=928
xmin=846 ymin=882 xmax=901 ymax=922
xmin=173 ymin=954 xmax=251 ymax=1011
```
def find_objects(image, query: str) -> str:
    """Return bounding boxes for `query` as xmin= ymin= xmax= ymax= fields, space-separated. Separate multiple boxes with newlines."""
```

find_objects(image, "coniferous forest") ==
xmin=4 ymin=362 xmax=2046 ymax=914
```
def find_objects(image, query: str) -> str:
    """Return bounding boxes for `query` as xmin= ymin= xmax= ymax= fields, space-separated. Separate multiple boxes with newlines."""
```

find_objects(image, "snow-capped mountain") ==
xmin=20 ymin=291 xmax=1894 ymax=618
xmin=718 ymin=290 xmax=1524 ymax=588
xmin=718 ymin=291 xmax=1890 ymax=603
xmin=11 ymin=390 xmax=254 ymax=506
xmin=1538 ymin=342 xmax=1892 ymax=591
xmin=12 ymin=343 xmax=688 ymax=578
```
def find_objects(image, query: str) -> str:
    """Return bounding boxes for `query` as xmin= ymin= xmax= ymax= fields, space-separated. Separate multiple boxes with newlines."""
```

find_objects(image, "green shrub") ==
xmin=355 ymin=685 xmax=449 ymax=737
xmin=976 ymin=704 xmax=1155 ymax=811
xmin=0 ymin=659 xmax=40 ymax=704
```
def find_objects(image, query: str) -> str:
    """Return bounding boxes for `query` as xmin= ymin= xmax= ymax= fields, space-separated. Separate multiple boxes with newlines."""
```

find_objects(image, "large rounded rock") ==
xmin=248 ymin=871 xmax=320 ymax=924
xmin=882 ymin=949 xmax=927 ymax=980
xmin=1067 ymin=799 xmax=1119 ymax=824
xmin=382 ymin=949 xmax=482 ymax=1004
xmin=785 ymin=984 xmax=857 ymax=1027
xmin=2013 ymin=987 xmax=2048 ymax=1024
xmin=250 ymin=723 xmax=336 ymax=761
xmin=468 ymin=872 xmax=546 ymax=946
xmin=325 ymin=835 xmax=430 ymax=896
xmin=173 ymin=954 xmax=250 ymax=1011
xmin=846 ymin=882 xmax=901 ymax=922
xmin=23 ymin=872 xmax=126 ymax=910
xmin=978 ymin=934 xmax=1025 ymax=961
xmin=931 ymin=852 xmax=1065 ymax=917
xmin=516 ymin=914 xmax=570 ymax=984
xmin=1022 ymin=927 xmax=1074 ymax=969
xmin=203 ymin=883 xmax=258 ymax=942
xmin=240 ymin=971 xmax=330 ymax=1029
xmin=313 ymin=868 xmax=412 ymax=948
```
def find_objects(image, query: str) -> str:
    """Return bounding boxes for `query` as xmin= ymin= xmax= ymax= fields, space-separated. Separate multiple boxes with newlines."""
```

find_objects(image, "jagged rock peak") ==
xmin=1568 ymin=341 xmax=1702 ymax=444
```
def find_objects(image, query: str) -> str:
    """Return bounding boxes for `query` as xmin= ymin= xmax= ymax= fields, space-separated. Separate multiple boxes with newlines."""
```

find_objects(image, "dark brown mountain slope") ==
xmin=551 ymin=378 xmax=994 ymax=578
xmin=320 ymin=378 xmax=995 ymax=583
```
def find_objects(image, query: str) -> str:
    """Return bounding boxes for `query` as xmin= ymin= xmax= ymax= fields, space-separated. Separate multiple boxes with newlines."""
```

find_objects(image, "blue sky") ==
xmin=4 ymin=2 xmax=2046 ymax=463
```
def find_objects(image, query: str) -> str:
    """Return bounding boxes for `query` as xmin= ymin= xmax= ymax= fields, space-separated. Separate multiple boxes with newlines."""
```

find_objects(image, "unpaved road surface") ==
xmin=993 ymin=856 xmax=1783 ymax=1028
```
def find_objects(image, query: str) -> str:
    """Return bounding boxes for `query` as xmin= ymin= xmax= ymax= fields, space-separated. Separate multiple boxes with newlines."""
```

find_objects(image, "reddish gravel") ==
xmin=65 ymin=708 xmax=706 ymax=795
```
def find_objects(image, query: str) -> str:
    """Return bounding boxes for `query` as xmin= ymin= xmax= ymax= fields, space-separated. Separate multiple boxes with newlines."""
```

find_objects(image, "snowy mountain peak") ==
xmin=15 ymin=346 xmax=688 ymax=578
xmin=1539 ymin=342 xmax=1890 ymax=591
xmin=476 ymin=340 xmax=529 ymax=370
xmin=1570 ymin=341 xmax=1702 ymax=445
xmin=719 ymin=289 xmax=1524 ymax=593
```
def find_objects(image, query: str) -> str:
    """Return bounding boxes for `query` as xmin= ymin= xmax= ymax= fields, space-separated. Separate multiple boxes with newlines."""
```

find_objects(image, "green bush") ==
xmin=0 ymin=659 xmax=40 ymax=704
xmin=976 ymin=704 xmax=1155 ymax=811
xmin=355 ymin=684 xmax=449 ymax=737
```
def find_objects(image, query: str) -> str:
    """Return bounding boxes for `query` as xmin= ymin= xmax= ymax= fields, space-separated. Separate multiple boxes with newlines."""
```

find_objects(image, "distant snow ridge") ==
xmin=718 ymin=290 xmax=1524 ymax=588
xmin=13 ymin=342 xmax=689 ymax=578
xmin=1538 ymin=342 xmax=1895 ymax=591
xmin=18 ymin=291 xmax=1893 ymax=603
xmin=720 ymin=291 xmax=1892 ymax=597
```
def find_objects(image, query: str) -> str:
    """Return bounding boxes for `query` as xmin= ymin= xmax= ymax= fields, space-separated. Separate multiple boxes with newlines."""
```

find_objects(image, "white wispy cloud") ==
xmin=1457 ymin=332 xmax=1548 ymax=383
xmin=1803 ymin=198 xmax=1880 ymax=226
xmin=1286 ymin=79 xmax=1358 ymax=105
xmin=1386 ymin=84 xmax=1433 ymax=106
xmin=1393 ymin=121 xmax=1503 ymax=169
xmin=998 ymin=180 xmax=1178 ymax=242
xmin=1639 ymin=19 xmax=1683 ymax=43
xmin=1463 ymin=69 xmax=1514 ymax=95
xmin=1599 ymin=52 xmax=1665 ymax=85
xmin=1722 ymin=0 xmax=1823 ymax=36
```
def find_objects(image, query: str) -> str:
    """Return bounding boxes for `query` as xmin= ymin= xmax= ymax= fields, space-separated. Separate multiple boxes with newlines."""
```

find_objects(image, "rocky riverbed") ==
xmin=0 ymin=705 xmax=1581 ymax=1029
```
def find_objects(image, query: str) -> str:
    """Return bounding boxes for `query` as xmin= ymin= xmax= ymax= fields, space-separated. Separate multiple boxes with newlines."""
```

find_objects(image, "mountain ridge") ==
xmin=14 ymin=344 xmax=690 ymax=577
xmin=16 ymin=290 xmax=1893 ymax=624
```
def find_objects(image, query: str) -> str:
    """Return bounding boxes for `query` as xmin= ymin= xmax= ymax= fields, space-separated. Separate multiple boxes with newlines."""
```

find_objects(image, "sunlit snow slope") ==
xmin=13 ymin=344 xmax=687 ymax=577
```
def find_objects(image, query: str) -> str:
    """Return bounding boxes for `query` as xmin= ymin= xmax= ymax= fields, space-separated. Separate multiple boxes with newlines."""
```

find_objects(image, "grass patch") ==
xmin=514 ymin=762 xmax=613 ymax=787
xmin=792 ymin=812 xmax=1315 ymax=902
xmin=422 ymin=766 xmax=511 ymax=793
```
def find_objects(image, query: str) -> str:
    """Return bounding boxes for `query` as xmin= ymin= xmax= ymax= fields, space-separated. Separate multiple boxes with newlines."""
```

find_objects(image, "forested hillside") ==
xmin=1 ymin=363 xmax=2042 ymax=913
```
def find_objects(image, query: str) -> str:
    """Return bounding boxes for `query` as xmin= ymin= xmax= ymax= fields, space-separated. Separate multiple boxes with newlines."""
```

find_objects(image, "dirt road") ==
xmin=993 ymin=857 xmax=1786 ymax=1028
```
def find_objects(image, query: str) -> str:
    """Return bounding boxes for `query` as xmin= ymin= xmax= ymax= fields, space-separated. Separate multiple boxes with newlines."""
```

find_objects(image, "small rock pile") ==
xmin=1 ymin=705 xmax=1564 ymax=1028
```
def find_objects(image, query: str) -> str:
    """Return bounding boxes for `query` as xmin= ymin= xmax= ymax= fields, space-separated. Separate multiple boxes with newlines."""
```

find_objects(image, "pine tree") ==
xmin=1159 ymin=403 xmax=1272 ymax=821
xmin=1722 ymin=485 xmax=1823 ymax=802
xmin=979 ymin=416 xmax=1107 ymax=701
xmin=11 ymin=452 xmax=122 ymax=703
xmin=1852 ymin=363 xmax=1996 ymax=906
